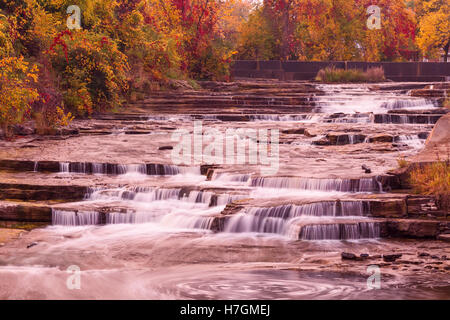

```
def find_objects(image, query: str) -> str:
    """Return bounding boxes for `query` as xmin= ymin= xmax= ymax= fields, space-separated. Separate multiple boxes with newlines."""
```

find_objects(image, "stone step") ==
xmin=410 ymin=88 xmax=449 ymax=98
xmin=138 ymin=96 xmax=313 ymax=104
xmin=374 ymin=113 xmax=443 ymax=124
xmin=128 ymin=104 xmax=317 ymax=113
xmin=0 ymin=201 xmax=52 ymax=223
xmin=0 ymin=183 xmax=88 ymax=201
xmin=383 ymin=219 xmax=449 ymax=239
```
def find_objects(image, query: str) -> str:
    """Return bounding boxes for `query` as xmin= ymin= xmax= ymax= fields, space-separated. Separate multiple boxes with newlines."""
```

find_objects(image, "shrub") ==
xmin=0 ymin=14 xmax=14 ymax=58
xmin=409 ymin=160 xmax=450 ymax=214
xmin=48 ymin=30 xmax=129 ymax=116
xmin=444 ymin=98 xmax=450 ymax=109
xmin=397 ymin=157 xmax=409 ymax=168
xmin=31 ymin=79 xmax=74 ymax=134
xmin=315 ymin=66 xmax=385 ymax=83
xmin=0 ymin=56 xmax=39 ymax=136
xmin=364 ymin=67 xmax=385 ymax=82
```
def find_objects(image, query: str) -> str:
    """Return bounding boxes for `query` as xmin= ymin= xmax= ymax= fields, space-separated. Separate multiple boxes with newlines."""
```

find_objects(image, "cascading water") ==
xmin=299 ymin=222 xmax=380 ymax=240
xmin=56 ymin=161 xmax=199 ymax=176
xmin=380 ymin=98 xmax=435 ymax=110
xmin=52 ymin=210 xmax=100 ymax=226
xmin=374 ymin=114 xmax=440 ymax=124
xmin=211 ymin=172 xmax=251 ymax=184
xmin=250 ymin=176 xmax=381 ymax=192
xmin=249 ymin=114 xmax=318 ymax=122
xmin=223 ymin=201 xmax=377 ymax=239
xmin=315 ymin=84 xmax=440 ymax=115
xmin=52 ymin=185 xmax=243 ymax=227
xmin=395 ymin=134 xmax=426 ymax=149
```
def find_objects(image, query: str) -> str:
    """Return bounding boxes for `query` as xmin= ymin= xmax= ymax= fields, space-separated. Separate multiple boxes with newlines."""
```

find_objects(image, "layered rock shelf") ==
xmin=0 ymin=80 xmax=449 ymax=299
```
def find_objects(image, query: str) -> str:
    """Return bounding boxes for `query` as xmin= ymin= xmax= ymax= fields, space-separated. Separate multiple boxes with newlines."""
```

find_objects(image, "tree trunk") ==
xmin=443 ymin=42 xmax=449 ymax=62
xmin=281 ymin=1 xmax=291 ymax=60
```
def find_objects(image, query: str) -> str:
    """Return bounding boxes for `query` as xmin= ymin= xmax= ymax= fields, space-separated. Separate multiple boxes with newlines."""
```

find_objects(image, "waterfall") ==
xmin=159 ymin=213 xmax=216 ymax=229
xmin=59 ymin=162 xmax=70 ymax=173
xmin=216 ymin=194 xmax=247 ymax=206
xmin=212 ymin=172 xmax=251 ymax=184
xmin=147 ymin=115 xmax=191 ymax=121
xmin=118 ymin=164 xmax=147 ymax=175
xmin=106 ymin=212 xmax=158 ymax=224
xmin=183 ymin=190 xmax=214 ymax=205
xmin=395 ymin=135 xmax=425 ymax=149
xmin=133 ymin=188 xmax=182 ymax=202
xmin=105 ymin=211 xmax=215 ymax=229
xmin=324 ymin=114 xmax=371 ymax=124
xmin=251 ymin=177 xmax=381 ymax=192
xmin=52 ymin=206 xmax=222 ymax=227
xmin=299 ymin=222 xmax=380 ymax=240
xmin=52 ymin=209 xmax=100 ymax=226
xmin=374 ymin=114 xmax=438 ymax=124
xmin=380 ymin=99 xmax=435 ymax=110
xmin=84 ymin=186 xmax=233 ymax=207
xmin=223 ymin=201 xmax=370 ymax=236
xmin=56 ymin=161 xmax=197 ymax=176
xmin=86 ymin=187 xmax=181 ymax=202
xmin=52 ymin=208 xmax=216 ymax=229
xmin=249 ymin=114 xmax=323 ymax=123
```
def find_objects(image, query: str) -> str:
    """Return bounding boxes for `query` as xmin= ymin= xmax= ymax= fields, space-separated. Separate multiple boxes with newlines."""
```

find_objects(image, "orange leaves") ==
xmin=416 ymin=0 xmax=450 ymax=60
xmin=251 ymin=0 xmax=418 ymax=61
xmin=0 ymin=56 xmax=39 ymax=132
xmin=47 ymin=30 xmax=129 ymax=116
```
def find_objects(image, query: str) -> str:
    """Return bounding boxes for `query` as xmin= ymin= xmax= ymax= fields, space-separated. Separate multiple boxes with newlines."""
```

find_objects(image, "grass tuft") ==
xmin=397 ymin=157 xmax=409 ymax=168
xmin=315 ymin=66 xmax=385 ymax=83
xmin=409 ymin=160 xmax=450 ymax=214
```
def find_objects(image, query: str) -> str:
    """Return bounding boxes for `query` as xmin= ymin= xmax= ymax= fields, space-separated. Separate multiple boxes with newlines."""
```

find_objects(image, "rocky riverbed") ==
xmin=0 ymin=80 xmax=449 ymax=299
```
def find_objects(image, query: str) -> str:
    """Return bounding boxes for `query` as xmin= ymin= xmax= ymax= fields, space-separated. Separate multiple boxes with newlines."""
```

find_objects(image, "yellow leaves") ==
xmin=47 ymin=30 xmax=129 ymax=115
xmin=55 ymin=106 xmax=74 ymax=127
xmin=217 ymin=0 xmax=253 ymax=41
xmin=416 ymin=2 xmax=450 ymax=58
xmin=0 ymin=55 xmax=39 ymax=129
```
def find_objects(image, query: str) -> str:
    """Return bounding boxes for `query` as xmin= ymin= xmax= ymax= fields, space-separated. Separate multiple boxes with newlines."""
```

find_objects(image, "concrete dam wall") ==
xmin=232 ymin=60 xmax=450 ymax=82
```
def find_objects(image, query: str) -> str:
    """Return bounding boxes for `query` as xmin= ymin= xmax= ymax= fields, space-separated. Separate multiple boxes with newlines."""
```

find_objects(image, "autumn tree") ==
xmin=0 ymin=56 xmax=39 ymax=136
xmin=236 ymin=5 xmax=278 ymax=60
xmin=293 ymin=0 xmax=366 ymax=61
xmin=415 ymin=0 xmax=450 ymax=61
xmin=263 ymin=0 xmax=297 ymax=60
xmin=47 ymin=30 xmax=129 ymax=116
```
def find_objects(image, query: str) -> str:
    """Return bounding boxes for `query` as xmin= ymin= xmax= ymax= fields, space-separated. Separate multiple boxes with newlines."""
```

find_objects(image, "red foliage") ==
xmin=100 ymin=36 xmax=110 ymax=48
xmin=47 ymin=30 xmax=73 ymax=63
xmin=171 ymin=0 xmax=218 ymax=58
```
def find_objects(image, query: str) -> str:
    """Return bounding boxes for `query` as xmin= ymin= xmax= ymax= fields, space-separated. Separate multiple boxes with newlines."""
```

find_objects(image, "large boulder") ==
xmin=425 ymin=113 xmax=450 ymax=147
xmin=411 ymin=113 xmax=450 ymax=163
